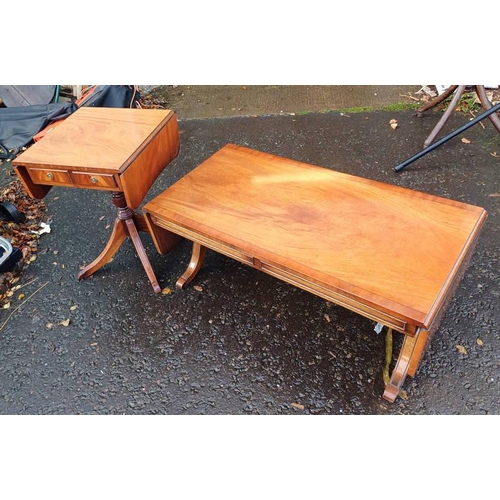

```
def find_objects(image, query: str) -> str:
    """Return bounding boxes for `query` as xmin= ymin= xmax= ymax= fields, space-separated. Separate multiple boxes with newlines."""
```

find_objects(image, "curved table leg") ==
xmin=125 ymin=218 xmax=161 ymax=294
xmin=383 ymin=328 xmax=429 ymax=403
xmin=77 ymin=191 xmax=161 ymax=293
xmin=176 ymin=242 xmax=207 ymax=289
xmin=77 ymin=217 xmax=127 ymax=280
xmin=475 ymin=85 xmax=500 ymax=133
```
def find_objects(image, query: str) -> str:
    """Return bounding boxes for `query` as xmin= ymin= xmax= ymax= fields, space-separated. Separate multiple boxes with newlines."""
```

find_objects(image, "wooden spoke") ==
xmin=77 ymin=217 xmax=127 ymax=281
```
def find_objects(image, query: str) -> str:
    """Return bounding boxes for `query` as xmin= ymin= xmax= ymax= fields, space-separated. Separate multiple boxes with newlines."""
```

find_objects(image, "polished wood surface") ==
xmin=145 ymin=143 xmax=486 ymax=332
xmin=12 ymin=107 xmax=181 ymax=292
xmin=144 ymin=143 xmax=487 ymax=400
xmin=13 ymin=107 xmax=179 ymax=209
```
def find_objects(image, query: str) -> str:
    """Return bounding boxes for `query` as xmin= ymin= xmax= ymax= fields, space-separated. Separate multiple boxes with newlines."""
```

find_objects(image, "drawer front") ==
xmin=28 ymin=168 xmax=72 ymax=186
xmin=70 ymin=172 xmax=119 ymax=189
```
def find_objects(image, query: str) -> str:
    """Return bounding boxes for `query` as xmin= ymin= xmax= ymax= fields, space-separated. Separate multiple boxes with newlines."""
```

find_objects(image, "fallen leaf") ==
xmin=456 ymin=344 xmax=467 ymax=354
xmin=59 ymin=319 xmax=70 ymax=327
xmin=324 ymin=314 xmax=331 ymax=323
xmin=476 ymin=338 xmax=484 ymax=346
xmin=3 ymin=301 xmax=11 ymax=309
xmin=70 ymin=305 xmax=78 ymax=311
xmin=291 ymin=403 xmax=305 ymax=410
xmin=161 ymin=287 xmax=172 ymax=295
xmin=193 ymin=285 xmax=203 ymax=292
xmin=18 ymin=293 xmax=25 ymax=300
xmin=461 ymin=137 xmax=471 ymax=144
xmin=90 ymin=342 xmax=98 ymax=347
xmin=46 ymin=322 xmax=54 ymax=329
xmin=390 ymin=119 xmax=398 ymax=130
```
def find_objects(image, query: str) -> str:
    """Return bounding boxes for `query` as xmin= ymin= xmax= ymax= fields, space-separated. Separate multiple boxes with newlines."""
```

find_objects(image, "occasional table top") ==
xmin=144 ymin=144 xmax=487 ymax=331
xmin=13 ymin=107 xmax=176 ymax=174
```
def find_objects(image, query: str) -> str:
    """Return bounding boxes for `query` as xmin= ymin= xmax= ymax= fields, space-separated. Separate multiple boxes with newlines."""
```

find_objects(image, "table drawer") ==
xmin=28 ymin=168 xmax=72 ymax=186
xmin=70 ymin=172 xmax=119 ymax=189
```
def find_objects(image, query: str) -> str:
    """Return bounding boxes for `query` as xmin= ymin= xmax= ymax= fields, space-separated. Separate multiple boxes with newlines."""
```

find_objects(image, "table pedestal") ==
xmin=77 ymin=192 xmax=161 ymax=293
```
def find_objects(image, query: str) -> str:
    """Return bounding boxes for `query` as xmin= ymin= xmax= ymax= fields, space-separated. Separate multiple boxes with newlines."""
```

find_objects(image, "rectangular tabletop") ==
xmin=13 ymin=107 xmax=176 ymax=173
xmin=144 ymin=144 xmax=487 ymax=333
xmin=12 ymin=107 xmax=180 ymax=209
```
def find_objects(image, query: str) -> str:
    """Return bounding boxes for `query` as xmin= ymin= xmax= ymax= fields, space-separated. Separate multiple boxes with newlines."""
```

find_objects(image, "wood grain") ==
xmin=144 ymin=143 xmax=487 ymax=333
xmin=12 ymin=107 xmax=180 ymax=209
xmin=12 ymin=107 xmax=181 ymax=292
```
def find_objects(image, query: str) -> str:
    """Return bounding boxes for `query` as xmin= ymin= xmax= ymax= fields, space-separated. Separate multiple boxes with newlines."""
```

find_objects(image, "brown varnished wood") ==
xmin=143 ymin=211 xmax=184 ymax=254
xmin=77 ymin=210 xmax=128 ymax=280
xmin=77 ymin=192 xmax=161 ymax=293
xmin=120 ymin=112 xmax=180 ymax=209
xmin=12 ymin=107 xmax=181 ymax=292
xmin=144 ymin=143 xmax=488 ymax=400
xmin=12 ymin=107 xmax=180 ymax=209
xmin=176 ymin=242 xmax=207 ymax=289
xmin=144 ymin=143 xmax=487 ymax=333
xmin=383 ymin=328 xmax=429 ymax=402
xmin=13 ymin=164 xmax=53 ymax=199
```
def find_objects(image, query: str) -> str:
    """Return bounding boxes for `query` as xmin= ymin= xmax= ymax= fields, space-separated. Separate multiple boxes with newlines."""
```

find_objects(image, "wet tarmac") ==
xmin=1 ymin=91 xmax=499 ymax=415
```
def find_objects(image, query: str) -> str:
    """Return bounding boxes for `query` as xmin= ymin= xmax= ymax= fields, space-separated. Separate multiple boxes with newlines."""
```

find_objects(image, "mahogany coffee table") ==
xmin=12 ymin=106 xmax=181 ymax=293
xmin=143 ymin=144 xmax=487 ymax=401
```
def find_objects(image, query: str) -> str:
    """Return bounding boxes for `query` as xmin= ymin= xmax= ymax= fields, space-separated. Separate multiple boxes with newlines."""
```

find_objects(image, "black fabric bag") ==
xmin=0 ymin=102 xmax=77 ymax=159
xmin=78 ymin=85 xmax=140 ymax=108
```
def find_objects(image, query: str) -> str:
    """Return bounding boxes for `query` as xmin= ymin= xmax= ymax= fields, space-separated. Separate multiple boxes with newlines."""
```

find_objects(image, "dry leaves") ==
xmin=291 ymin=403 xmax=304 ymax=410
xmin=389 ymin=119 xmax=398 ymax=130
xmin=461 ymin=137 xmax=471 ymax=144
xmin=0 ymin=175 xmax=48 ymax=306
xmin=456 ymin=344 xmax=467 ymax=354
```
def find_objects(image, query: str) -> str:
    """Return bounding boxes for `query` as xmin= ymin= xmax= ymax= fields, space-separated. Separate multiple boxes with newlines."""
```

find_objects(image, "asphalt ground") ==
xmin=1 ymin=88 xmax=500 ymax=499
xmin=1 ymin=98 xmax=498 ymax=416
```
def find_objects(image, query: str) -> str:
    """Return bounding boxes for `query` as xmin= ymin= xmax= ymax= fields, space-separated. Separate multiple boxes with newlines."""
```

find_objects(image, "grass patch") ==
xmin=339 ymin=103 xmax=421 ymax=113
xmin=294 ymin=102 xmax=422 ymax=116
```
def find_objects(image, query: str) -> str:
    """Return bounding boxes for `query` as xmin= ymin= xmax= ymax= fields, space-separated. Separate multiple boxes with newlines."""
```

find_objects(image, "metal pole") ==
xmin=394 ymin=101 xmax=500 ymax=172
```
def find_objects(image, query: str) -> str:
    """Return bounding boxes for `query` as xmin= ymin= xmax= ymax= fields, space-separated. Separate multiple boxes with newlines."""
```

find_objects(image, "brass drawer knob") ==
xmin=90 ymin=176 xmax=98 ymax=184
xmin=46 ymin=172 xmax=54 ymax=180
